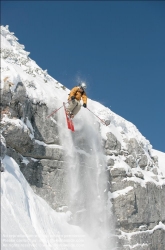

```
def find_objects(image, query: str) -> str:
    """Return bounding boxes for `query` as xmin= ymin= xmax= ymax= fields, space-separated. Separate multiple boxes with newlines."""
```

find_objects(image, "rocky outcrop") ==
xmin=118 ymin=227 xmax=165 ymax=250
xmin=105 ymin=132 xmax=121 ymax=155
xmin=0 ymin=135 xmax=7 ymax=159
xmin=1 ymin=79 xmax=66 ymax=210
xmin=127 ymin=138 xmax=144 ymax=155
xmin=1 ymin=80 xmax=165 ymax=249
xmin=103 ymin=132 xmax=165 ymax=249
xmin=30 ymin=103 xmax=60 ymax=144
xmin=2 ymin=118 xmax=34 ymax=154
xmin=125 ymin=155 xmax=137 ymax=168
xmin=21 ymin=158 xmax=69 ymax=210
xmin=1 ymin=77 xmax=13 ymax=107
xmin=138 ymin=154 xmax=148 ymax=169
xmin=0 ymin=135 xmax=6 ymax=172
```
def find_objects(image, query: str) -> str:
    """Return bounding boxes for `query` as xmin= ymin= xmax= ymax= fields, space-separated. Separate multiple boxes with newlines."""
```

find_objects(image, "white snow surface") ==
xmin=152 ymin=149 xmax=165 ymax=176
xmin=1 ymin=25 xmax=165 ymax=249
xmin=1 ymin=156 xmax=101 ymax=250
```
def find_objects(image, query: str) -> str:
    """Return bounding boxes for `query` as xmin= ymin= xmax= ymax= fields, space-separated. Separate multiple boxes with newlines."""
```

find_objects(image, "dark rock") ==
xmin=110 ymin=168 xmax=127 ymax=178
xmin=20 ymin=158 xmax=68 ymax=210
xmin=31 ymin=103 xmax=60 ymax=144
xmin=138 ymin=154 xmax=148 ymax=169
xmin=1 ymin=78 xmax=12 ymax=107
xmin=134 ymin=171 xmax=144 ymax=179
xmin=1 ymin=163 xmax=5 ymax=172
xmin=127 ymin=138 xmax=144 ymax=155
xmin=0 ymin=135 xmax=7 ymax=159
xmin=2 ymin=118 xmax=34 ymax=154
xmin=107 ymin=158 xmax=115 ymax=166
xmin=105 ymin=132 xmax=121 ymax=152
xmin=125 ymin=155 xmax=137 ymax=168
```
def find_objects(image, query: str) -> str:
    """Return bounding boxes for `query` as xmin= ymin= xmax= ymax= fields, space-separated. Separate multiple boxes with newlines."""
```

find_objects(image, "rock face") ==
xmin=2 ymin=82 xmax=165 ymax=249
xmin=0 ymin=135 xmax=6 ymax=172
xmin=104 ymin=134 xmax=165 ymax=249
xmin=1 ymin=77 xmax=65 ymax=209
xmin=30 ymin=103 xmax=60 ymax=145
xmin=2 ymin=118 xmax=34 ymax=154
xmin=105 ymin=132 xmax=121 ymax=155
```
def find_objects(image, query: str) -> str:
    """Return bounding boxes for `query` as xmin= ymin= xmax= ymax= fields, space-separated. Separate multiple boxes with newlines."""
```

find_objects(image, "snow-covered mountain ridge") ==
xmin=1 ymin=25 xmax=165 ymax=250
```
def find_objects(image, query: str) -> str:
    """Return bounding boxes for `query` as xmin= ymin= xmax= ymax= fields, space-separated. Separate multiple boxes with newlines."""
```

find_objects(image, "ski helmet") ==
xmin=80 ymin=82 xmax=87 ymax=90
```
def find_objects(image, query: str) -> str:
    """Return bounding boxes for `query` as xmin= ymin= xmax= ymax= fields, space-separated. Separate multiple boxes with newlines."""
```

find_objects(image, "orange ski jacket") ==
xmin=68 ymin=87 xmax=87 ymax=104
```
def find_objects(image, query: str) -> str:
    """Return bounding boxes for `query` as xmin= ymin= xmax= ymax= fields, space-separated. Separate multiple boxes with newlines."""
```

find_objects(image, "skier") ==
xmin=66 ymin=83 xmax=87 ymax=118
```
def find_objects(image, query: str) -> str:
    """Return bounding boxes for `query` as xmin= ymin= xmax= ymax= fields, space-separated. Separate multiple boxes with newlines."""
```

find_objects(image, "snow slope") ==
xmin=152 ymin=149 xmax=165 ymax=176
xmin=1 ymin=25 xmax=158 ymax=156
xmin=1 ymin=26 xmax=152 ymax=150
xmin=1 ymin=156 xmax=101 ymax=250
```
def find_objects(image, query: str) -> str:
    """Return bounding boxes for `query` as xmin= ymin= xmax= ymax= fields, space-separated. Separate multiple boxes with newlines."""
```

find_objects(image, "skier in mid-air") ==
xmin=47 ymin=81 xmax=109 ymax=130
xmin=66 ymin=82 xmax=87 ymax=118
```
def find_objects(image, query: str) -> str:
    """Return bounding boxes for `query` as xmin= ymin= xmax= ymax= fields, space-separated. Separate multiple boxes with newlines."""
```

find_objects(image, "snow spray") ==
xmin=58 ymin=105 xmax=115 ymax=250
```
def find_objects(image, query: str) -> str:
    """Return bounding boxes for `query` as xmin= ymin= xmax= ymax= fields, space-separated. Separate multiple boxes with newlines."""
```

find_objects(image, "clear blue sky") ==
xmin=1 ymin=1 xmax=165 ymax=152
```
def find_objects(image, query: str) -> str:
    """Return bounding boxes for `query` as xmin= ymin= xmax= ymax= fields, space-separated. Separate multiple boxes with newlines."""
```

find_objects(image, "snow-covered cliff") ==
xmin=1 ymin=25 xmax=165 ymax=250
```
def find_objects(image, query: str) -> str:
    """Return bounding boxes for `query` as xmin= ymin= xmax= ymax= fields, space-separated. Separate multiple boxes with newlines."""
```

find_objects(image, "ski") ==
xmin=63 ymin=102 xmax=75 ymax=132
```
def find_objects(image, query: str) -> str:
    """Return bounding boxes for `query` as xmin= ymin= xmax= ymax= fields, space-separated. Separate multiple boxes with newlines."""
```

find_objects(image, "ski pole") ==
xmin=46 ymin=102 xmax=68 ymax=119
xmin=86 ymin=107 xmax=110 ymax=126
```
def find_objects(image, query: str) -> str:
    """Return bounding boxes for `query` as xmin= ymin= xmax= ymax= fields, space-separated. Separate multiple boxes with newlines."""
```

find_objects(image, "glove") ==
xmin=71 ymin=96 xmax=75 ymax=103
xmin=83 ymin=103 xmax=87 ymax=108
